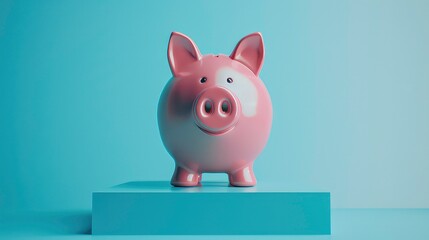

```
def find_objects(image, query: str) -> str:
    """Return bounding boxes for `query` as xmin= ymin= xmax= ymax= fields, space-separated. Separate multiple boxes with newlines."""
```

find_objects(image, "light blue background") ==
xmin=1 ymin=0 xmax=428 ymax=211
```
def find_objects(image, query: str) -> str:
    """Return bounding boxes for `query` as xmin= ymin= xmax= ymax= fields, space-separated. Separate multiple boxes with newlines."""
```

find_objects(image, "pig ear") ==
xmin=168 ymin=32 xmax=202 ymax=77
xmin=230 ymin=32 xmax=265 ymax=76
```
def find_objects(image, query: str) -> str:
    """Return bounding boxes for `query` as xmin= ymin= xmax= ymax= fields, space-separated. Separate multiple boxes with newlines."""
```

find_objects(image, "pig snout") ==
xmin=193 ymin=87 xmax=240 ymax=135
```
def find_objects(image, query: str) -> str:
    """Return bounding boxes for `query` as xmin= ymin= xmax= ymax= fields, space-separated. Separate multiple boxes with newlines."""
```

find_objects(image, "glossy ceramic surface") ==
xmin=158 ymin=32 xmax=272 ymax=187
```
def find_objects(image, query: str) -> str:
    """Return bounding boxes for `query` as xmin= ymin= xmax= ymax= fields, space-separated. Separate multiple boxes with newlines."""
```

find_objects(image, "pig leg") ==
xmin=228 ymin=164 xmax=257 ymax=187
xmin=171 ymin=165 xmax=200 ymax=187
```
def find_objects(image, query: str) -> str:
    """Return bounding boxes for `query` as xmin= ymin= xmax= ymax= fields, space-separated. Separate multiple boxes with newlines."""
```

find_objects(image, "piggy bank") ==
xmin=158 ymin=32 xmax=272 ymax=187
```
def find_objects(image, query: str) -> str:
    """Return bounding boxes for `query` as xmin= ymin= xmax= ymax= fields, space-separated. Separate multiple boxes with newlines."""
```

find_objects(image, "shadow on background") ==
xmin=56 ymin=211 xmax=92 ymax=235
xmin=0 ymin=210 xmax=92 ymax=236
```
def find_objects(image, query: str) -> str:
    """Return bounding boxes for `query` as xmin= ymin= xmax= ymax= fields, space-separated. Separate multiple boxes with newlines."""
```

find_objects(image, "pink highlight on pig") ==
xmin=158 ymin=32 xmax=272 ymax=187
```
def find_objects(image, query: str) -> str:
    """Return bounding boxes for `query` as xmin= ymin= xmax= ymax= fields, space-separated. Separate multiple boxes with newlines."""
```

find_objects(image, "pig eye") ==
xmin=200 ymin=77 xmax=207 ymax=83
xmin=227 ymin=77 xmax=233 ymax=83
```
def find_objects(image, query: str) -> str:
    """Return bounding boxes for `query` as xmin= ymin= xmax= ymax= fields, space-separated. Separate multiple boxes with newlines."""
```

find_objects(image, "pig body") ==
xmin=158 ymin=32 xmax=272 ymax=187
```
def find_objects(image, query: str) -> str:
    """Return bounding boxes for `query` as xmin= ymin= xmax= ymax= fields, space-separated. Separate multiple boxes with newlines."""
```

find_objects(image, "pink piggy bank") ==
xmin=158 ymin=32 xmax=272 ymax=187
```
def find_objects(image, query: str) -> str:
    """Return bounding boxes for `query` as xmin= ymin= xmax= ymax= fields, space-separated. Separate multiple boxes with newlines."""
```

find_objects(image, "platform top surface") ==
xmin=94 ymin=181 xmax=329 ymax=194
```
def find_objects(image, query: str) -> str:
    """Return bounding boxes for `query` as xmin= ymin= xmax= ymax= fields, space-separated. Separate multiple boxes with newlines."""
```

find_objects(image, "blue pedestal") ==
xmin=92 ymin=181 xmax=330 ymax=235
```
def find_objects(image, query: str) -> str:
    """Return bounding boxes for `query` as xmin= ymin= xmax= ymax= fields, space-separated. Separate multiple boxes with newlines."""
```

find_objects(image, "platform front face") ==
xmin=92 ymin=181 xmax=331 ymax=235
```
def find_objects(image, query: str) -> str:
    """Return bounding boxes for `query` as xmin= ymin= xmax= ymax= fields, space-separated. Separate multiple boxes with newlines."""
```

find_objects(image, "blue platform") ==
xmin=92 ymin=181 xmax=331 ymax=235
xmin=2 ymin=209 xmax=429 ymax=239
